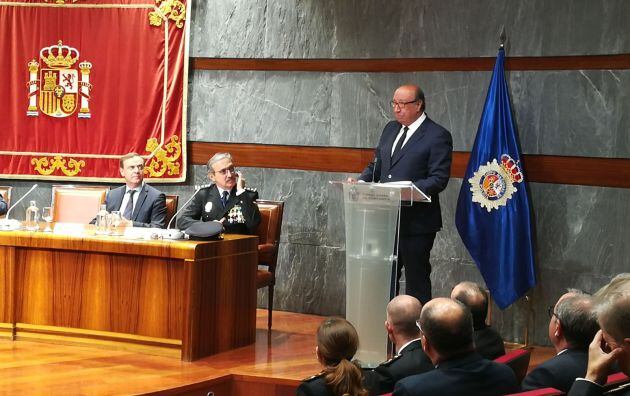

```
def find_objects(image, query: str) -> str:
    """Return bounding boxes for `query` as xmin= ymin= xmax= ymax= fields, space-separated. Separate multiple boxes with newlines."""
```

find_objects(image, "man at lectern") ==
xmin=177 ymin=152 xmax=261 ymax=234
xmin=350 ymin=84 xmax=452 ymax=304
xmin=0 ymin=193 xmax=7 ymax=215
xmin=102 ymin=153 xmax=167 ymax=228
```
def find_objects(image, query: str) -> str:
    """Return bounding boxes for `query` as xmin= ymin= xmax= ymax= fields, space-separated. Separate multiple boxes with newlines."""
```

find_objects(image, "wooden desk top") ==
xmin=0 ymin=224 xmax=258 ymax=260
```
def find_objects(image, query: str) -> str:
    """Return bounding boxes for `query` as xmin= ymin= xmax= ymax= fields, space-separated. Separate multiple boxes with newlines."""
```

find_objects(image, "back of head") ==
xmin=387 ymin=295 xmax=422 ymax=340
xmin=420 ymin=298 xmax=474 ymax=360
xmin=594 ymin=276 xmax=630 ymax=344
xmin=317 ymin=317 xmax=367 ymax=396
xmin=451 ymin=281 xmax=488 ymax=329
xmin=554 ymin=292 xmax=599 ymax=350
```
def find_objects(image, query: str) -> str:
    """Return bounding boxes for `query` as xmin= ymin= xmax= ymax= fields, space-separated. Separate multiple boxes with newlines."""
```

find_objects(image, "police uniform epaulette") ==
xmin=244 ymin=187 xmax=257 ymax=192
xmin=380 ymin=354 xmax=402 ymax=367
xmin=302 ymin=370 xmax=325 ymax=382
xmin=194 ymin=183 xmax=214 ymax=190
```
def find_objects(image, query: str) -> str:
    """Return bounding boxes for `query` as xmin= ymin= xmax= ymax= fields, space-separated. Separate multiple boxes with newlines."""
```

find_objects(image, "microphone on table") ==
xmin=0 ymin=184 xmax=38 ymax=230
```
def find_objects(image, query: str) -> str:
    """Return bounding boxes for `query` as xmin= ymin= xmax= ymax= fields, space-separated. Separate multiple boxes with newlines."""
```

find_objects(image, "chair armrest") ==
xmin=258 ymin=243 xmax=276 ymax=254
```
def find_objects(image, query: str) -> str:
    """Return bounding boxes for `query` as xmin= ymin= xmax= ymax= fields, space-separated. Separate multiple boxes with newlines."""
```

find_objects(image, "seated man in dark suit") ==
xmin=522 ymin=290 xmax=599 ymax=392
xmin=569 ymin=274 xmax=630 ymax=396
xmin=177 ymin=152 xmax=260 ymax=234
xmin=0 ymin=193 xmax=7 ymax=215
xmin=451 ymin=281 xmax=505 ymax=360
xmin=363 ymin=295 xmax=433 ymax=395
xmin=102 ymin=153 xmax=167 ymax=228
xmin=393 ymin=298 xmax=518 ymax=396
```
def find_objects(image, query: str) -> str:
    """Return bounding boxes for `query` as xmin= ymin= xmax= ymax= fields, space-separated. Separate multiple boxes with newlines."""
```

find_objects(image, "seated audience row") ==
xmin=300 ymin=275 xmax=629 ymax=396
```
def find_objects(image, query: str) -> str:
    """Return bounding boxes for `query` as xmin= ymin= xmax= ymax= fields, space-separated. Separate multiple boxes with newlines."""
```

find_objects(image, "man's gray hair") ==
xmin=594 ymin=274 xmax=630 ymax=343
xmin=554 ymin=292 xmax=599 ymax=349
xmin=207 ymin=152 xmax=233 ymax=172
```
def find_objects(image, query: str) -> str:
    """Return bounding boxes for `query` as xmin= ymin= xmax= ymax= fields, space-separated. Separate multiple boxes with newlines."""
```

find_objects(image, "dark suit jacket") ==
xmin=359 ymin=118 xmax=453 ymax=235
xmin=474 ymin=325 xmax=506 ymax=361
xmin=569 ymin=379 xmax=630 ymax=396
xmin=297 ymin=372 xmax=333 ymax=396
xmin=176 ymin=184 xmax=261 ymax=234
xmin=105 ymin=184 xmax=166 ymax=228
xmin=522 ymin=349 xmax=589 ymax=393
xmin=363 ymin=339 xmax=434 ymax=395
xmin=0 ymin=193 xmax=7 ymax=215
xmin=393 ymin=351 xmax=519 ymax=396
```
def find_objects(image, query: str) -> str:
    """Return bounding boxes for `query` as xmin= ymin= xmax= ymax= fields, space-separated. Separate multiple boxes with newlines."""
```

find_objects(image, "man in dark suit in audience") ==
xmin=451 ymin=281 xmax=505 ymax=360
xmin=568 ymin=275 xmax=630 ymax=396
xmin=0 ymin=193 xmax=7 ymax=215
xmin=522 ymin=291 xmax=599 ymax=392
xmin=102 ymin=153 xmax=166 ymax=228
xmin=177 ymin=152 xmax=260 ymax=234
xmin=393 ymin=298 xmax=518 ymax=396
xmin=363 ymin=295 xmax=433 ymax=395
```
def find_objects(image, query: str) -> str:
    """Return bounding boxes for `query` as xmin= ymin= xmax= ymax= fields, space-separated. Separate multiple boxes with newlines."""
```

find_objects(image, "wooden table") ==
xmin=0 ymin=225 xmax=258 ymax=361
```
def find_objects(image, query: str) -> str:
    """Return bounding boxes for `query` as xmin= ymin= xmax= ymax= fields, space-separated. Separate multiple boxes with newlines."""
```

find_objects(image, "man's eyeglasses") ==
xmin=212 ymin=166 xmax=236 ymax=176
xmin=390 ymin=99 xmax=419 ymax=109
xmin=547 ymin=305 xmax=559 ymax=321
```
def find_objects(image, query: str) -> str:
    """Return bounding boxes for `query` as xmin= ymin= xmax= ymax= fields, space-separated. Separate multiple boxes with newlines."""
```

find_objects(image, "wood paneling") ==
xmin=190 ymin=142 xmax=630 ymax=189
xmin=192 ymin=54 xmax=630 ymax=72
xmin=0 ymin=229 xmax=258 ymax=361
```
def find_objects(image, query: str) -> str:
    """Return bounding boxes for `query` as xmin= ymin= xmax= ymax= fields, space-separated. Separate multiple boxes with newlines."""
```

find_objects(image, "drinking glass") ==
xmin=109 ymin=211 xmax=122 ymax=236
xmin=42 ymin=207 xmax=53 ymax=232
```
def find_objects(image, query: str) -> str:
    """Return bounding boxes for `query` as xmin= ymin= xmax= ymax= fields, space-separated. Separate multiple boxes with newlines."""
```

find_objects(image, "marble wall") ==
xmin=3 ymin=0 xmax=629 ymax=346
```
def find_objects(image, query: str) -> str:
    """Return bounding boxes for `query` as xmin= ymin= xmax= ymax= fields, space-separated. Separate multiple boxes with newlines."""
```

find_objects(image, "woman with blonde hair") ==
xmin=297 ymin=317 xmax=368 ymax=396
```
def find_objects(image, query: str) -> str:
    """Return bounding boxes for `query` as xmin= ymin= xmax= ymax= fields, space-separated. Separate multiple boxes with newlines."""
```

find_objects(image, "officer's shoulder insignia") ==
xmin=381 ymin=354 xmax=402 ymax=367
xmin=195 ymin=183 xmax=213 ymax=190
xmin=245 ymin=187 xmax=257 ymax=192
xmin=302 ymin=370 xmax=325 ymax=382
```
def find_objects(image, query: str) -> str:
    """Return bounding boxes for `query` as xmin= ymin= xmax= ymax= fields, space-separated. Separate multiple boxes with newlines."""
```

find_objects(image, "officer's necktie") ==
xmin=123 ymin=190 xmax=136 ymax=220
xmin=221 ymin=190 xmax=229 ymax=207
xmin=392 ymin=126 xmax=409 ymax=158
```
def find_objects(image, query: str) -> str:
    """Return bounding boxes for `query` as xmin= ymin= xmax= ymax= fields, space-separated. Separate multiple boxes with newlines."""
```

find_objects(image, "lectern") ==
xmin=330 ymin=181 xmax=430 ymax=367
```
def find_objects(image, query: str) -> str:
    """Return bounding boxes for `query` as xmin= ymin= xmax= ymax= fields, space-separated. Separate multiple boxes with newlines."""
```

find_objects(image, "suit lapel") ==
xmin=381 ymin=123 xmax=400 ymax=178
xmin=132 ymin=185 xmax=148 ymax=220
xmin=208 ymin=185 xmax=224 ymax=218
xmin=110 ymin=187 xmax=125 ymax=212
xmin=390 ymin=119 xmax=429 ymax=168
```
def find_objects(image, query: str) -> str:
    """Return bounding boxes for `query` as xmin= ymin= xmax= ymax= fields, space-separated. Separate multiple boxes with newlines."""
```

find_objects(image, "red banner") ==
xmin=0 ymin=0 xmax=188 ymax=182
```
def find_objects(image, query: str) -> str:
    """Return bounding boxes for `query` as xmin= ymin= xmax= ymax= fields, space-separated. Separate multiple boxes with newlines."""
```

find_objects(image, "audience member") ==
xmin=298 ymin=317 xmax=368 ymax=396
xmin=100 ymin=153 xmax=166 ymax=228
xmin=451 ymin=281 xmax=506 ymax=360
xmin=177 ymin=152 xmax=260 ymax=234
xmin=363 ymin=295 xmax=433 ymax=395
xmin=393 ymin=298 xmax=518 ymax=396
xmin=568 ymin=275 xmax=630 ymax=396
xmin=522 ymin=290 xmax=599 ymax=392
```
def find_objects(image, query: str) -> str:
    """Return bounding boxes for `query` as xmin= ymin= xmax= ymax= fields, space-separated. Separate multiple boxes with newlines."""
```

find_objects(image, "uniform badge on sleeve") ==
xmin=205 ymin=202 xmax=212 ymax=212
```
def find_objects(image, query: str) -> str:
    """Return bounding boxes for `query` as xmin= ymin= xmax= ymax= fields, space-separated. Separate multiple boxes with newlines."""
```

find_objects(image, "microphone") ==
xmin=159 ymin=185 xmax=207 ymax=239
xmin=372 ymin=156 xmax=378 ymax=183
xmin=0 ymin=184 xmax=38 ymax=230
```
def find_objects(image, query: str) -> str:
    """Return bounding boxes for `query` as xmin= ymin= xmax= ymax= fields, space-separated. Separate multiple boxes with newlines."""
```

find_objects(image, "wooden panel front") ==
xmin=13 ymin=250 xmax=185 ymax=339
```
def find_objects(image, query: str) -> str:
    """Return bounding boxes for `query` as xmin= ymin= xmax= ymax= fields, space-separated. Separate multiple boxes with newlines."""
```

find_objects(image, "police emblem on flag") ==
xmin=26 ymin=40 xmax=93 ymax=118
xmin=468 ymin=154 xmax=524 ymax=212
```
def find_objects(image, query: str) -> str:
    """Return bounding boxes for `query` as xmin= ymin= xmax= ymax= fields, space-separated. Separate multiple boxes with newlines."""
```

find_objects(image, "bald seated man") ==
xmin=394 ymin=298 xmax=518 ymax=396
xmin=568 ymin=274 xmax=630 ymax=396
xmin=363 ymin=295 xmax=433 ymax=395
xmin=451 ymin=281 xmax=505 ymax=360
xmin=522 ymin=291 xmax=599 ymax=392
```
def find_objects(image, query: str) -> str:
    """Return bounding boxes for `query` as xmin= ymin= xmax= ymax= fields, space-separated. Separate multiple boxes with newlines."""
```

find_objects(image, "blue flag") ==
xmin=455 ymin=48 xmax=536 ymax=309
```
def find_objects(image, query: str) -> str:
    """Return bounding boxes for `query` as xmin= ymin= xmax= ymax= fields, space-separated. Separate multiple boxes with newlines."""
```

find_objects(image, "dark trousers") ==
xmin=395 ymin=233 xmax=436 ymax=305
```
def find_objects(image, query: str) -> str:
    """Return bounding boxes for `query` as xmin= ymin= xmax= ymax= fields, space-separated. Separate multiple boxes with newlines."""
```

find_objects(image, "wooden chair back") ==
xmin=165 ymin=194 xmax=179 ymax=228
xmin=52 ymin=185 xmax=109 ymax=223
